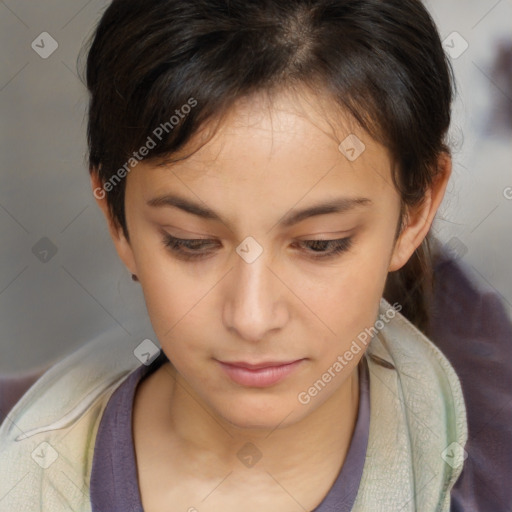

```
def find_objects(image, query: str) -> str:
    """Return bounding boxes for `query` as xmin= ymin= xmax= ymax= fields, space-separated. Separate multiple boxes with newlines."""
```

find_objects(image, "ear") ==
xmin=90 ymin=170 xmax=138 ymax=277
xmin=388 ymin=153 xmax=452 ymax=272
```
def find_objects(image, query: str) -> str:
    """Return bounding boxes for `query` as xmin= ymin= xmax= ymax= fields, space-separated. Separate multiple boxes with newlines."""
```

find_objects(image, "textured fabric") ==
xmin=0 ymin=299 xmax=467 ymax=511
xmin=89 ymin=353 xmax=370 ymax=512
xmin=350 ymin=306 xmax=467 ymax=511
xmin=0 ymin=367 xmax=49 ymax=423
xmin=0 ymin=326 xmax=143 ymax=511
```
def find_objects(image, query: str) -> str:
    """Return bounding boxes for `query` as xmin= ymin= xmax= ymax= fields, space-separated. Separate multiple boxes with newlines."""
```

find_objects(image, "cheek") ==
xmin=134 ymin=248 xmax=223 ymax=369
xmin=140 ymin=272 xmax=180 ymax=331
xmin=128 ymin=226 xmax=201 ymax=326
xmin=142 ymin=270 xmax=208 ymax=347
xmin=131 ymin=241 xmax=200 ymax=343
xmin=302 ymin=239 xmax=392 ymax=336
xmin=299 ymin=242 xmax=394 ymax=371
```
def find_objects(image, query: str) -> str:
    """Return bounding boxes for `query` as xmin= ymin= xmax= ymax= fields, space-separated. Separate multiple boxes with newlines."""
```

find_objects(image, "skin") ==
xmin=91 ymin=87 xmax=451 ymax=511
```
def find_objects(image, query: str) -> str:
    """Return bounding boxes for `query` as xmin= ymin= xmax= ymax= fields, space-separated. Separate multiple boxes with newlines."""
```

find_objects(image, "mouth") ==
xmin=215 ymin=359 xmax=306 ymax=388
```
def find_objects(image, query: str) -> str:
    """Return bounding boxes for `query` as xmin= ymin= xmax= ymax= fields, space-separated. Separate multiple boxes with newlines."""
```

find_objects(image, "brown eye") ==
xmin=162 ymin=235 xmax=219 ymax=261
xmin=295 ymin=238 xmax=353 ymax=259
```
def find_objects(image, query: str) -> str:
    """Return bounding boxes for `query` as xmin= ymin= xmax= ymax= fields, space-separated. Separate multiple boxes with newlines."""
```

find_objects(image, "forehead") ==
xmin=128 ymin=88 xmax=397 ymax=210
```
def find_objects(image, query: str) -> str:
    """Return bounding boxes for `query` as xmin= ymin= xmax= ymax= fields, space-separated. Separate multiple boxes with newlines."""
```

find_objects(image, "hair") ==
xmin=80 ymin=0 xmax=454 ymax=336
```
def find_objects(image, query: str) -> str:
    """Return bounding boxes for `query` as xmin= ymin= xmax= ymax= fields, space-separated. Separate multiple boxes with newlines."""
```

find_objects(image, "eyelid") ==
xmin=162 ymin=231 xmax=353 ymax=243
xmin=160 ymin=224 xmax=218 ymax=238
xmin=295 ymin=231 xmax=353 ymax=240
xmin=161 ymin=232 xmax=354 ymax=262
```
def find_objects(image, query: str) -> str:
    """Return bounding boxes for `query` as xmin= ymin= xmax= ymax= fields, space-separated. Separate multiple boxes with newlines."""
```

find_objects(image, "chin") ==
xmin=216 ymin=398 xmax=304 ymax=431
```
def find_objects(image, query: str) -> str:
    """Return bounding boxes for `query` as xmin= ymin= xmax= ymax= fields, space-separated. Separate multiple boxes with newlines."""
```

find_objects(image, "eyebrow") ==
xmin=146 ymin=194 xmax=372 ymax=228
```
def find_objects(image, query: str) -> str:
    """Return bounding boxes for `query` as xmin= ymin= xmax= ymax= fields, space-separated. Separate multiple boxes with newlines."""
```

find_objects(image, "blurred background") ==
xmin=0 ymin=0 xmax=511 ymax=373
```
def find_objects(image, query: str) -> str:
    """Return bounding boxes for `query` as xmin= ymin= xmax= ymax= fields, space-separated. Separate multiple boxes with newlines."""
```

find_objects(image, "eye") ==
xmin=162 ymin=235 xmax=218 ymax=261
xmin=294 ymin=237 xmax=353 ymax=259
xmin=161 ymin=234 xmax=353 ymax=262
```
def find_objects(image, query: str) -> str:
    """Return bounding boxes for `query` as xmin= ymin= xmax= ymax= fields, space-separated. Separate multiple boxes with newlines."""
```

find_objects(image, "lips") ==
xmin=219 ymin=360 xmax=302 ymax=370
xmin=216 ymin=358 xmax=305 ymax=387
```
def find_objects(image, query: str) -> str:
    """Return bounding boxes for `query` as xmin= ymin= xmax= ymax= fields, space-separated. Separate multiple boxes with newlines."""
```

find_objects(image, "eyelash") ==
xmin=162 ymin=234 xmax=353 ymax=261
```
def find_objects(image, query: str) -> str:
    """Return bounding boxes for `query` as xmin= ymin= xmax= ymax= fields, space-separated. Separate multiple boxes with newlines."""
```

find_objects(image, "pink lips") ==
xmin=217 ymin=359 xmax=305 ymax=387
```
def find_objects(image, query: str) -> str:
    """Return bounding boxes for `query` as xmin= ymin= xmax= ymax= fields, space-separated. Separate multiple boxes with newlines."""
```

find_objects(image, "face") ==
xmin=95 ymin=88 xmax=427 ymax=430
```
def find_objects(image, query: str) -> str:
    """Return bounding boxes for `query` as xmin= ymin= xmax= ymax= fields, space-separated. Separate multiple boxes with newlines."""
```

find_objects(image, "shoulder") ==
xmin=0 ymin=326 xmax=148 ymax=511
xmin=352 ymin=299 xmax=467 ymax=511
xmin=373 ymin=297 xmax=467 ymax=399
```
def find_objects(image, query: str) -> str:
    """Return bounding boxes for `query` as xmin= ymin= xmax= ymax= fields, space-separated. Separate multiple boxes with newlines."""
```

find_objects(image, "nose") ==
xmin=222 ymin=247 xmax=289 ymax=343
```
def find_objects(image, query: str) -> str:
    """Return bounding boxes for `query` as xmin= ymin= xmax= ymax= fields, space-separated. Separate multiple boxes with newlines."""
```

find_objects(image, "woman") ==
xmin=0 ymin=0 xmax=473 ymax=510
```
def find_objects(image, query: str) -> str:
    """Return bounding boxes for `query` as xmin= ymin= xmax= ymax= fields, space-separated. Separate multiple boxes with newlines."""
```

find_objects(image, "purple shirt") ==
xmin=90 ymin=353 xmax=371 ymax=512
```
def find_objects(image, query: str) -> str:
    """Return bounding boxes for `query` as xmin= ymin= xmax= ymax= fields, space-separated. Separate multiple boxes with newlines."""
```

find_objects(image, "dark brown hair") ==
xmin=81 ymin=0 xmax=454 ymax=334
